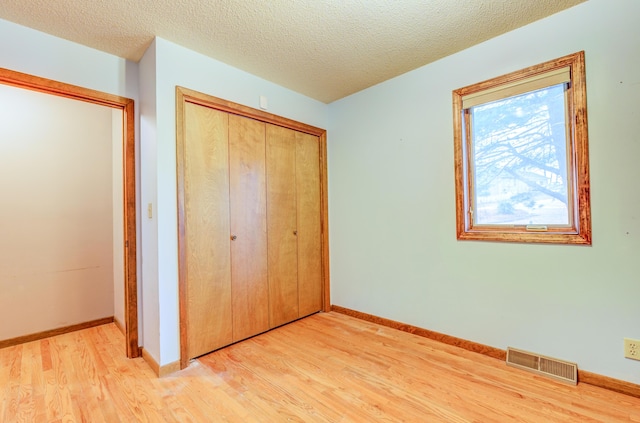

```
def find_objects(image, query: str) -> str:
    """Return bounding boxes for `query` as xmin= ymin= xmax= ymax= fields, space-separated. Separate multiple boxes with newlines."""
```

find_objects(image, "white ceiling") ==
xmin=0 ymin=0 xmax=585 ymax=103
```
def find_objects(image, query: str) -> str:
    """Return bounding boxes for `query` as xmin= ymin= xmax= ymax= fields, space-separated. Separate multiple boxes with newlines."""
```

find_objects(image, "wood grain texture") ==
xmin=0 ymin=317 xmax=114 ymax=350
xmin=333 ymin=305 xmax=640 ymax=400
xmin=141 ymin=348 xmax=181 ymax=378
xmin=266 ymin=124 xmax=299 ymax=327
xmin=113 ymin=317 xmax=125 ymax=335
xmin=571 ymin=51 xmax=592 ymax=245
xmin=319 ymin=132 xmax=331 ymax=313
xmin=0 ymin=67 xmax=138 ymax=359
xmin=122 ymin=98 xmax=139 ymax=359
xmin=331 ymin=305 xmax=506 ymax=360
xmin=3 ymin=319 xmax=639 ymax=422
xmin=141 ymin=347 xmax=160 ymax=376
xmin=177 ymin=86 xmax=325 ymax=137
xmin=175 ymin=87 xmax=330 ymax=367
xmin=183 ymin=103 xmax=233 ymax=359
xmin=579 ymin=370 xmax=640 ymax=399
xmin=229 ymin=114 xmax=270 ymax=342
xmin=452 ymin=51 xmax=591 ymax=245
xmin=176 ymin=88 xmax=190 ymax=369
xmin=296 ymin=131 xmax=323 ymax=317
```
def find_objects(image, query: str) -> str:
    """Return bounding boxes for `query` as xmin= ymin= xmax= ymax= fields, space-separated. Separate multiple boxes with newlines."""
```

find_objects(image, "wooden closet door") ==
xmin=266 ymin=124 xmax=299 ymax=327
xmin=228 ymin=114 xmax=269 ymax=341
xmin=184 ymin=103 xmax=232 ymax=359
xmin=296 ymin=132 xmax=323 ymax=317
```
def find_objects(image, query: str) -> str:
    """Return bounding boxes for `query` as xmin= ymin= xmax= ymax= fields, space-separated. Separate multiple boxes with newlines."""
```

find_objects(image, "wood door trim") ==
xmin=176 ymin=87 xmax=326 ymax=137
xmin=0 ymin=67 xmax=139 ymax=359
xmin=319 ymin=132 xmax=331 ymax=312
xmin=176 ymin=88 xmax=189 ymax=369
xmin=176 ymin=86 xmax=330 ymax=369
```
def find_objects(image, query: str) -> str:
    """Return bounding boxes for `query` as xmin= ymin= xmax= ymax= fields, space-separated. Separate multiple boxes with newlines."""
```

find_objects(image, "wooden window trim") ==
xmin=452 ymin=51 xmax=592 ymax=245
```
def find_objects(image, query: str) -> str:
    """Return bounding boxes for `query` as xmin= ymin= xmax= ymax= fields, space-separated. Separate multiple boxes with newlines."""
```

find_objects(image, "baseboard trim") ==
xmin=141 ymin=347 xmax=159 ymax=375
xmin=331 ymin=305 xmax=640 ymax=399
xmin=331 ymin=305 xmax=505 ymax=359
xmin=141 ymin=347 xmax=181 ymax=377
xmin=0 ymin=316 xmax=115 ymax=350
xmin=113 ymin=317 xmax=125 ymax=335
xmin=578 ymin=370 xmax=640 ymax=398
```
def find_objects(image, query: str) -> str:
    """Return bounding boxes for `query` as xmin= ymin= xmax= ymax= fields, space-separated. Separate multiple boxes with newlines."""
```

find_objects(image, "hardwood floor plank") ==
xmin=49 ymin=335 xmax=83 ymax=422
xmin=202 ymin=347 xmax=342 ymax=422
xmin=2 ymin=344 xmax=22 ymax=422
xmin=246 ymin=334 xmax=457 ymax=422
xmin=311 ymin=314 xmax=634 ymax=422
xmin=264 ymin=318 xmax=531 ymax=422
xmin=70 ymin=332 xmax=115 ymax=423
xmin=1 ymin=316 xmax=640 ymax=422
xmin=31 ymin=342 xmax=49 ymax=422
xmin=42 ymin=339 xmax=64 ymax=422
xmin=16 ymin=342 xmax=39 ymax=423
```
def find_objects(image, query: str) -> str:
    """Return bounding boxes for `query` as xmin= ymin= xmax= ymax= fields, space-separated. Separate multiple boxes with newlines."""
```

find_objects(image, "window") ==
xmin=452 ymin=51 xmax=591 ymax=244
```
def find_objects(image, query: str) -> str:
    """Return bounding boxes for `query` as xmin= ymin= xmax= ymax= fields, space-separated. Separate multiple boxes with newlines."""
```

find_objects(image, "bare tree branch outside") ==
xmin=470 ymin=84 xmax=570 ymax=225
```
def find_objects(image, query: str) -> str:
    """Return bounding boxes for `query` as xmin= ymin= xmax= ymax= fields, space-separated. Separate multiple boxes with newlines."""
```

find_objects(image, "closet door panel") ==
xmin=228 ymin=114 xmax=269 ymax=341
xmin=296 ymin=132 xmax=323 ymax=316
xmin=266 ymin=124 xmax=299 ymax=327
xmin=184 ymin=103 xmax=232 ymax=358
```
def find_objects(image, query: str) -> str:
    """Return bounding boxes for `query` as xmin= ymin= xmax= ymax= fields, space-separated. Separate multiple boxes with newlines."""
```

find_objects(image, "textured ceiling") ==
xmin=0 ymin=0 xmax=585 ymax=103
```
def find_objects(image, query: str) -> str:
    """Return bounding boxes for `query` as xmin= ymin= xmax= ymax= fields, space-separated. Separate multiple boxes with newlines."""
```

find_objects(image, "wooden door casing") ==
xmin=0 ymin=67 xmax=138 ymax=359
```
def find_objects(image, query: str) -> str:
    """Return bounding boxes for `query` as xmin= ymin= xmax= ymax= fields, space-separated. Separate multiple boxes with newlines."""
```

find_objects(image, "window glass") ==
xmin=470 ymin=84 xmax=570 ymax=226
xmin=452 ymin=51 xmax=591 ymax=244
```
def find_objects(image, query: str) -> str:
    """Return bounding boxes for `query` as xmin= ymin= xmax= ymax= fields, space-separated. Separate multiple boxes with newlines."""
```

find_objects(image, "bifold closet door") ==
xmin=295 ymin=131 xmax=323 ymax=316
xmin=228 ymin=114 xmax=270 ymax=342
xmin=266 ymin=125 xmax=299 ymax=327
xmin=184 ymin=103 xmax=232 ymax=359
xmin=266 ymin=124 xmax=323 ymax=327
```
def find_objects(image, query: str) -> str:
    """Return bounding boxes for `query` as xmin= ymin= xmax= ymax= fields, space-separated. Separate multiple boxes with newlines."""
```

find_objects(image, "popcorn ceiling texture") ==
xmin=0 ymin=0 xmax=584 ymax=103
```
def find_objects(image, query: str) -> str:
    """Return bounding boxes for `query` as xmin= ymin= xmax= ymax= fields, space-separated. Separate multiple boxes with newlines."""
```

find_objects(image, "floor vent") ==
xmin=506 ymin=347 xmax=577 ymax=385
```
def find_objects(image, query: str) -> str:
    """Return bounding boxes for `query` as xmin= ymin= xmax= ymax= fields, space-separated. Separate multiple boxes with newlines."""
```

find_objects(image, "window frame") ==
xmin=452 ymin=51 xmax=591 ymax=245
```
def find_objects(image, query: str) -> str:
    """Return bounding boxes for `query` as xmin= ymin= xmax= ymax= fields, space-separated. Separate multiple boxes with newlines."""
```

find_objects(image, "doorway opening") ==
xmin=0 ymin=67 xmax=138 ymax=358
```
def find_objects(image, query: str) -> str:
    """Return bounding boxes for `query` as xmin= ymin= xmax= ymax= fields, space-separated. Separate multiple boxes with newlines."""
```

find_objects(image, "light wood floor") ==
xmin=1 ymin=312 xmax=639 ymax=422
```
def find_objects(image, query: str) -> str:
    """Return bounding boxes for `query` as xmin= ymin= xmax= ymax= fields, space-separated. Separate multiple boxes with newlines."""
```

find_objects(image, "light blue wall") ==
xmin=3 ymin=0 xmax=638 ymax=385
xmin=0 ymin=18 xmax=136 ymax=98
xmin=327 ymin=0 xmax=640 ymax=384
xmin=141 ymin=38 xmax=329 ymax=365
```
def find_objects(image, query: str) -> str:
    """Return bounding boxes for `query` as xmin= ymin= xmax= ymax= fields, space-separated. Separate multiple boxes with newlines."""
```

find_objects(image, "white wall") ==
xmin=328 ymin=0 xmax=640 ymax=384
xmin=139 ymin=39 xmax=159 ymax=360
xmin=0 ymin=85 xmax=114 ymax=339
xmin=0 ymin=19 xmax=137 ymax=103
xmin=0 ymin=17 xmax=141 ymax=340
xmin=138 ymin=37 xmax=329 ymax=365
xmin=5 ymin=0 xmax=637 ymax=386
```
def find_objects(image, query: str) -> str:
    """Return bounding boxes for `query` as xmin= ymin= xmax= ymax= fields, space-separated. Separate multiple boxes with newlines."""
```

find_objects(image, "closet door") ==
xmin=295 ymin=132 xmax=323 ymax=316
xmin=228 ymin=114 xmax=269 ymax=341
xmin=184 ymin=103 xmax=232 ymax=359
xmin=266 ymin=125 xmax=299 ymax=327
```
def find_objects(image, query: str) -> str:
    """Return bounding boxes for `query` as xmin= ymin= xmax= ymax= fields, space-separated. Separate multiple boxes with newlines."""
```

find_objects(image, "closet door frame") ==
xmin=176 ymin=86 xmax=330 ymax=369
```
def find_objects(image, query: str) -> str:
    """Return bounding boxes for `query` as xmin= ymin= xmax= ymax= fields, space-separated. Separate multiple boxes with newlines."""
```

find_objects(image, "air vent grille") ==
xmin=506 ymin=347 xmax=577 ymax=385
